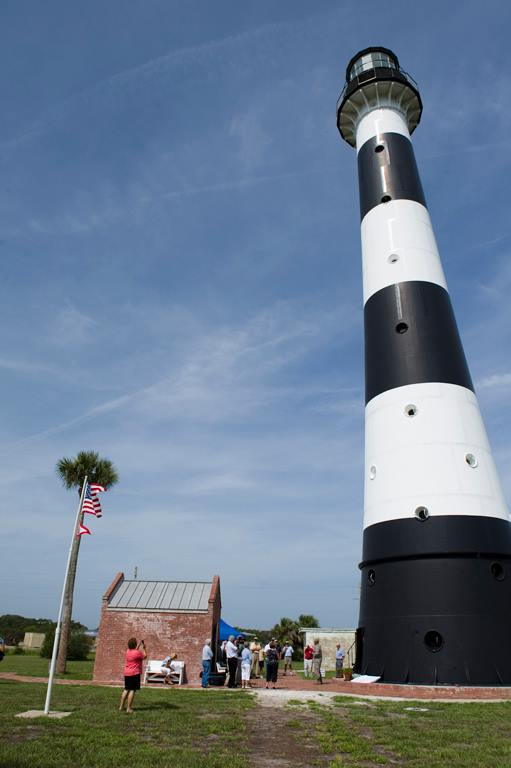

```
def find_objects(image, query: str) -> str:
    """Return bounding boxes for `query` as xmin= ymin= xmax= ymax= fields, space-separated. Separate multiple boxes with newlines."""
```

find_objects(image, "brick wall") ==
xmin=93 ymin=573 xmax=221 ymax=684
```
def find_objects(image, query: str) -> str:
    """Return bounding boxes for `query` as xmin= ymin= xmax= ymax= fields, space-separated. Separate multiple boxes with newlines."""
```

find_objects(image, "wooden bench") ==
xmin=144 ymin=659 xmax=185 ymax=685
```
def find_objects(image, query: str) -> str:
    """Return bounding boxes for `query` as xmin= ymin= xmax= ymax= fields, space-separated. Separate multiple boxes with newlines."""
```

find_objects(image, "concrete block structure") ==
xmin=22 ymin=632 xmax=45 ymax=651
xmin=93 ymin=572 xmax=221 ymax=684
xmin=301 ymin=628 xmax=356 ymax=671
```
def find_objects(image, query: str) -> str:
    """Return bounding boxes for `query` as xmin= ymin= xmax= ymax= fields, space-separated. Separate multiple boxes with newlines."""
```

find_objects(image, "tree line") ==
xmin=240 ymin=614 xmax=320 ymax=660
xmin=0 ymin=614 xmax=87 ymax=646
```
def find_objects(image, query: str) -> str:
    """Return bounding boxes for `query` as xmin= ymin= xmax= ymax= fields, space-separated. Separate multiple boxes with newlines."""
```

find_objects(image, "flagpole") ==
xmin=44 ymin=476 xmax=88 ymax=715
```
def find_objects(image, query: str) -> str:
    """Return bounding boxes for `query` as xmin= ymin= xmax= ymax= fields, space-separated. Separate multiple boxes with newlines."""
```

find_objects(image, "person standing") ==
xmin=264 ymin=637 xmax=276 ymax=653
xmin=250 ymin=637 xmax=261 ymax=678
xmin=312 ymin=638 xmax=323 ymax=684
xmin=258 ymin=643 xmax=265 ymax=676
xmin=283 ymin=642 xmax=294 ymax=675
xmin=236 ymin=636 xmax=244 ymax=686
xmin=304 ymin=643 xmax=314 ymax=678
xmin=0 ymin=635 xmax=5 ymax=662
xmin=241 ymin=643 xmax=252 ymax=689
xmin=201 ymin=639 xmax=214 ymax=689
xmin=265 ymin=641 xmax=279 ymax=689
xmin=119 ymin=637 xmax=147 ymax=713
xmin=335 ymin=643 xmax=345 ymax=679
xmin=226 ymin=635 xmax=238 ymax=688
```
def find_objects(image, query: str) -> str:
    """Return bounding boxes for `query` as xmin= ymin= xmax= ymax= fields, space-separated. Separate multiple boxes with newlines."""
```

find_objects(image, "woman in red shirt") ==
xmin=119 ymin=637 xmax=147 ymax=713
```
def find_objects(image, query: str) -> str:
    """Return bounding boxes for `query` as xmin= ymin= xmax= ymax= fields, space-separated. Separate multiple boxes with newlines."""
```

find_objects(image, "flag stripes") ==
xmin=78 ymin=482 xmax=109 ymax=536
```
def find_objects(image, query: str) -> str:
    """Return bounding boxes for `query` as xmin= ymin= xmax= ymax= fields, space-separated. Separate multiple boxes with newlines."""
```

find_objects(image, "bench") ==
xmin=144 ymin=659 xmax=185 ymax=685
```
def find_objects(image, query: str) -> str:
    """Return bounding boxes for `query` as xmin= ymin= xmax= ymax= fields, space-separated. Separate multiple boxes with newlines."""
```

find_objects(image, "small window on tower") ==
xmin=491 ymin=562 xmax=506 ymax=581
xmin=465 ymin=453 xmax=478 ymax=468
xmin=415 ymin=506 xmax=429 ymax=521
xmin=424 ymin=630 xmax=443 ymax=652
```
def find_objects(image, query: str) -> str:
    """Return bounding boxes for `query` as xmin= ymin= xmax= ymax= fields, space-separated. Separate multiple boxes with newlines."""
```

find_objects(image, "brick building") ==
xmin=93 ymin=572 xmax=221 ymax=683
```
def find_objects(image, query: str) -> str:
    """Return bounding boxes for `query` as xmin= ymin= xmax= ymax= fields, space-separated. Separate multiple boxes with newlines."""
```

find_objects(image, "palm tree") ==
xmin=270 ymin=617 xmax=301 ymax=649
xmin=55 ymin=450 xmax=118 ymax=674
xmin=297 ymin=614 xmax=320 ymax=629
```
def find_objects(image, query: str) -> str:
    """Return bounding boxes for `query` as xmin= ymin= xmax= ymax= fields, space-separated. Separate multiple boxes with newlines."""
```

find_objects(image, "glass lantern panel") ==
xmin=349 ymin=51 xmax=397 ymax=80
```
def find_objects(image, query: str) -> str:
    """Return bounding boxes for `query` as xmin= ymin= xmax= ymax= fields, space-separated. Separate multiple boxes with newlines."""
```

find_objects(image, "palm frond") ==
xmin=56 ymin=450 xmax=119 ymax=491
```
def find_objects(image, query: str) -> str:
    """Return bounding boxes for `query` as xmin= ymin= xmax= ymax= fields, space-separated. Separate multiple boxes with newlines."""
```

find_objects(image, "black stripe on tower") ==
xmin=356 ymin=526 xmax=511 ymax=684
xmin=361 ymin=516 xmax=511 ymax=564
xmin=358 ymin=132 xmax=426 ymax=221
xmin=364 ymin=281 xmax=473 ymax=404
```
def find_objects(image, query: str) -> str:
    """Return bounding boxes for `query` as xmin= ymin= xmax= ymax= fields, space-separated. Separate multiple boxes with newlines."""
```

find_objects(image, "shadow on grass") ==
xmin=136 ymin=701 xmax=180 ymax=711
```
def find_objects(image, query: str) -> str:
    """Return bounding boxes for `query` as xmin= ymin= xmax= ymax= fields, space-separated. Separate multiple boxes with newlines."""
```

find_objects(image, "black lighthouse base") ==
xmin=355 ymin=516 xmax=511 ymax=685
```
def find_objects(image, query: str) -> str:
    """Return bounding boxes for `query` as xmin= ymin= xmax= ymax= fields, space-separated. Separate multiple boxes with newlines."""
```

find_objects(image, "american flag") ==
xmin=82 ymin=483 xmax=104 ymax=518
xmin=90 ymin=484 xmax=107 ymax=493
xmin=77 ymin=523 xmax=91 ymax=537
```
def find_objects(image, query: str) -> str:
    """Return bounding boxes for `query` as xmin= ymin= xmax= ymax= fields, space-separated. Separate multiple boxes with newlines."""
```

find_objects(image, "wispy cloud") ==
xmin=12 ymin=298 xmax=358 ymax=445
xmin=26 ymin=167 xmax=330 ymax=236
xmin=49 ymin=304 xmax=97 ymax=346
xmin=229 ymin=107 xmax=272 ymax=171
xmin=477 ymin=372 xmax=511 ymax=389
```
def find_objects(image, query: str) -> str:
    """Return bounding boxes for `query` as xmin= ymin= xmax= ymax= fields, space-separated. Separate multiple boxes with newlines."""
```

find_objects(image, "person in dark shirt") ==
xmin=265 ymin=641 xmax=279 ymax=689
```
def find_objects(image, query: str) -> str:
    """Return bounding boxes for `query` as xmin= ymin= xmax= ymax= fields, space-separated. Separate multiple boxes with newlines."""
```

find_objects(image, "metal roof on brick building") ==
xmin=108 ymin=579 xmax=212 ymax=612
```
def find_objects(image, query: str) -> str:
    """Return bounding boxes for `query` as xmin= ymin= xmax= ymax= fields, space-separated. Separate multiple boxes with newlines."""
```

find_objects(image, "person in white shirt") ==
xmin=335 ymin=643 xmax=345 ymax=679
xmin=283 ymin=642 xmax=294 ymax=675
xmin=225 ymin=635 xmax=238 ymax=688
xmin=160 ymin=653 xmax=178 ymax=685
xmin=201 ymin=639 xmax=214 ymax=689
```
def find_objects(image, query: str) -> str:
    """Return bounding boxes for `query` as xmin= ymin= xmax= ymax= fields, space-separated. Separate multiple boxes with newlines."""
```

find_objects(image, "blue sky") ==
xmin=2 ymin=0 xmax=510 ymax=631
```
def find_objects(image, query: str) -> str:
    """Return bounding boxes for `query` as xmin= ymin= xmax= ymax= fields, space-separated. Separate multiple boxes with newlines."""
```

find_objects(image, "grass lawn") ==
xmin=1 ymin=652 xmax=94 ymax=680
xmin=0 ymin=681 xmax=252 ymax=768
xmin=3 ymin=680 xmax=511 ymax=768
xmin=309 ymin=696 xmax=511 ymax=767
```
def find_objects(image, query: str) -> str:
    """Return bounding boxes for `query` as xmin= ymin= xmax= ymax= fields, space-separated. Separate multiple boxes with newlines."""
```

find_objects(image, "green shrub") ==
xmin=12 ymin=645 xmax=25 ymax=655
xmin=41 ymin=629 xmax=91 ymax=661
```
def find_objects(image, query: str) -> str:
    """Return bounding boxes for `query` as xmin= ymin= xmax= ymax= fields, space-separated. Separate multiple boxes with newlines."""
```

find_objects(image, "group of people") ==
xmin=220 ymin=635 xmax=299 ymax=689
xmin=120 ymin=634 xmax=347 ymax=710
xmin=303 ymin=640 xmax=345 ymax=682
xmin=219 ymin=636 xmax=346 ymax=687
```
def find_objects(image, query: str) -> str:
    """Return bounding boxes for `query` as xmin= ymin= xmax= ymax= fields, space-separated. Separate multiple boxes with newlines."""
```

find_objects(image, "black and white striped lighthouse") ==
xmin=337 ymin=47 xmax=511 ymax=685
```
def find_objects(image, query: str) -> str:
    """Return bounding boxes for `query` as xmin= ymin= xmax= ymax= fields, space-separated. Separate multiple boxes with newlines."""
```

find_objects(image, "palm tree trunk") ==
xmin=56 ymin=527 xmax=82 ymax=674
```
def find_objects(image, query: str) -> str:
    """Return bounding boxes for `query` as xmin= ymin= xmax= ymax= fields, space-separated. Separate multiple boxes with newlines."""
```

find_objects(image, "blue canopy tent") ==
xmin=218 ymin=618 xmax=245 ymax=642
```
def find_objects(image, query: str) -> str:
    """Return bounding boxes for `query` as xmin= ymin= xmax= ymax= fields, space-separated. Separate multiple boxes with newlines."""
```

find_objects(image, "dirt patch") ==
xmin=253 ymin=689 xmax=335 ymax=708
xmin=356 ymin=722 xmax=404 ymax=765
xmin=197 ymin=713 xmax=223 ymax=720
xmin=245 ymin=705 xmax=332 ymax=767
xmin=4 ymin=725 xmax=43 ymax=743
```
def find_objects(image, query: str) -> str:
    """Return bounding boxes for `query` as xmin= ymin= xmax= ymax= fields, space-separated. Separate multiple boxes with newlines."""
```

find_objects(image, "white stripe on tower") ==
xmin=337 ymin=47 xmax=511 ymax=686
xmin=355 ymin=107 xmax=508 ymax=532
xmin=358 ymin=107 xmax=447 ymax=303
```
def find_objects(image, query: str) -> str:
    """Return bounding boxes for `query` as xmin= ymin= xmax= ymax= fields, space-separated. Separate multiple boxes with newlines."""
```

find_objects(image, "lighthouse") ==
xmin=337 ymin=47 xmax=511 ymax=685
